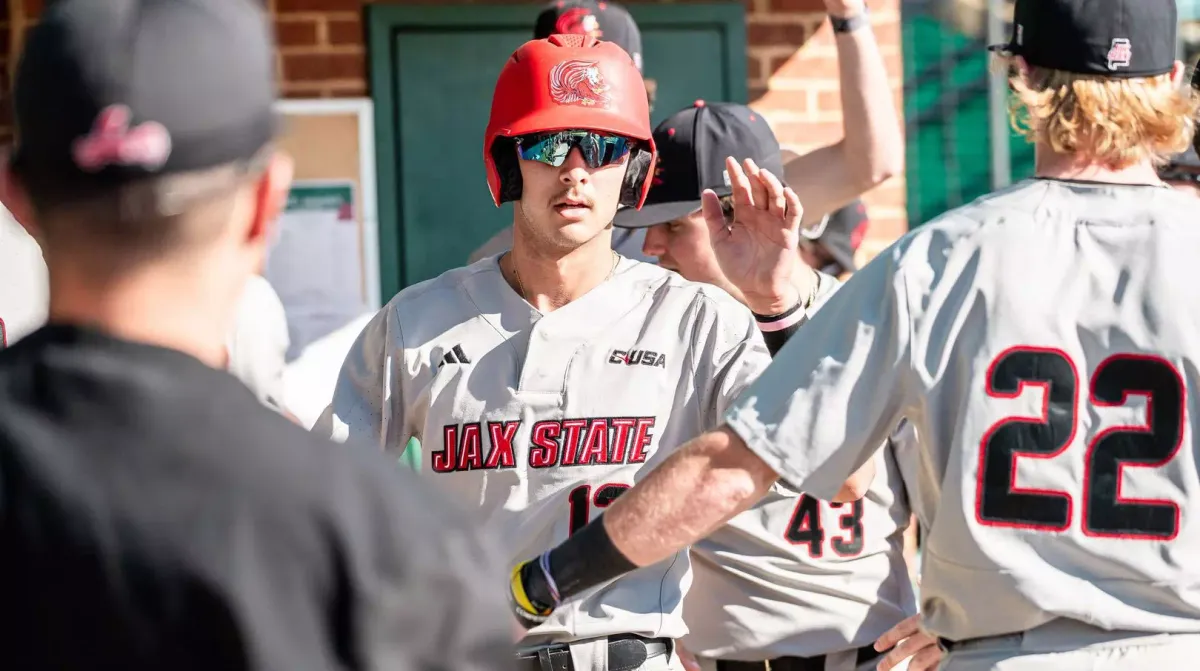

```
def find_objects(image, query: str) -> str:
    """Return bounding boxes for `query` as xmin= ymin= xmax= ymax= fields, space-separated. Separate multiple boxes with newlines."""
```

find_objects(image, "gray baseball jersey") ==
xmin=226 ymin=275 xmax=291 ymax=411
xmin=683 ymin=274 xmax=919 ymax=660
xmin=468 ymin=224 xmax=656 ymax=264
xmin=723 ymin=178 xmax=1200 ymax=643
xmin=0 ymin=209 xmax=49 ymax=348
xmin=0 ymin=213 xmax=289 ymax=410
xmin=316 ymin=255 xmax=770 ymax=643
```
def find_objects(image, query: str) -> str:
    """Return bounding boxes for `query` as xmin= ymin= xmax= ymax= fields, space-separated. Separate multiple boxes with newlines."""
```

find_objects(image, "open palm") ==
xmin=704 ymin=157 xmax=807 ymax=314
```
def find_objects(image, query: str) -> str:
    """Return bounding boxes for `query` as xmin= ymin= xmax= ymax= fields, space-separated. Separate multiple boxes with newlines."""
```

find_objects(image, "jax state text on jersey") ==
xmin=434 ymin=417 xmax=657 ymax=472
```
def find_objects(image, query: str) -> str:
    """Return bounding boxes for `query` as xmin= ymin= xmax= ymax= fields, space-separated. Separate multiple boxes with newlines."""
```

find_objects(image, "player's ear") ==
xmin=1013 ymin=55 xmax=1031 ymax=83
xmin=247 ymin=149 xmax=294 ymax=247
xmin=1169 ymin=60 xmax=1186 ymax=88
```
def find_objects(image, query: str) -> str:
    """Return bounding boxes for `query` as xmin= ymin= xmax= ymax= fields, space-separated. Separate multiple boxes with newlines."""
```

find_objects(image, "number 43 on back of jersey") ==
xmin=977 ymin=347 xmax=1185 ymax=540
xmin=785 ymin=495 xmax=865 ymax=558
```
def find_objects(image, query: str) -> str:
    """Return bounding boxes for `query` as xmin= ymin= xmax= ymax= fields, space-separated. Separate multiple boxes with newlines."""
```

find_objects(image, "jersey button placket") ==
xmin=518 ymin=325 xmax=566 ymax=396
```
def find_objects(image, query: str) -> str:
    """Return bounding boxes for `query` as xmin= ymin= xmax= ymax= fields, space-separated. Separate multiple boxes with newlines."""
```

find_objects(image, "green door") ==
xmin=367 ymin=4 xmax=748 ymax=300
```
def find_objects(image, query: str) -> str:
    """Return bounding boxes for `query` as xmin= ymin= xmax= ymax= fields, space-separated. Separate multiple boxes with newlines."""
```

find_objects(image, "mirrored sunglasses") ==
xmin=516 ymin=130 xmax=634 ymax=169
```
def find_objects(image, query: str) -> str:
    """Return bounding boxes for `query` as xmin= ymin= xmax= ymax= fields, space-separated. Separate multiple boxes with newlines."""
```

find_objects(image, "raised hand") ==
xmin=703 ymin=156 xmax=813 ymax=316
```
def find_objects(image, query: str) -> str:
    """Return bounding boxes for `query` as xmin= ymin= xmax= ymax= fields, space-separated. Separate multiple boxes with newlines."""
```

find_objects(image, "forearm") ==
xmin=834 ymin=12 xmax=904 ymax=187
xmin=603 ymin=426 xmax=777 ymax=565
xmin=512 ymin=426 xmax=778 ymax=622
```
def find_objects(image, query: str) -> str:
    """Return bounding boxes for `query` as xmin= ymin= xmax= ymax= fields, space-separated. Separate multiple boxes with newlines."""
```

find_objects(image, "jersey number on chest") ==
xmin=784 ymin=494 xmax=866 ymax=558
xmin=568 ymin=483 xmax=631 ymax=535
xmin=976 ymin=347 xmax=1184 ymax=540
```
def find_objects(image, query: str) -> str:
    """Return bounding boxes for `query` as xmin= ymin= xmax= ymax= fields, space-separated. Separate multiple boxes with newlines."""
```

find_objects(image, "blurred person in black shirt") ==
xmin=0 ymin=1 xmax=514 ymax=669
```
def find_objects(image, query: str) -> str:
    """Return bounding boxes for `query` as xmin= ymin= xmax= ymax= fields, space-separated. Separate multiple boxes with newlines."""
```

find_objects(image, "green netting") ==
xmin=903 ymin=2 xmax=1200 ymax=228
xmin=901 ymin=3 xmax=1032 ymax=227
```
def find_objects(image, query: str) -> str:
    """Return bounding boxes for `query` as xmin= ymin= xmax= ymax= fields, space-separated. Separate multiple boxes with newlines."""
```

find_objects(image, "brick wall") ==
xmin=3 ymin=0 xmax=906 ymax=257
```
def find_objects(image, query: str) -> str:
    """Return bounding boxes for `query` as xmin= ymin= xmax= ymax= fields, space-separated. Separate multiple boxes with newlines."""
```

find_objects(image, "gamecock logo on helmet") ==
xmin=555 ymin=7 xmax=603 ymax=38
xmin=549 ymin=59 xmax=613 ymax=107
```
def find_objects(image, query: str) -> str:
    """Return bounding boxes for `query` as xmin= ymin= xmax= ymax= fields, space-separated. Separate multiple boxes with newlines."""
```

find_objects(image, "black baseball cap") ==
xmin=988 ymin=0 xmax=1176 ymax=78
xmin=805 ymin=199 xmax=869 ymax=276
xmin=534 ymin=0 xmax=643 ymax=72
xmin=614 ymin=101 xmax=785 ymax=229
xmin=10 ymin=0 xmax=279 ymax=204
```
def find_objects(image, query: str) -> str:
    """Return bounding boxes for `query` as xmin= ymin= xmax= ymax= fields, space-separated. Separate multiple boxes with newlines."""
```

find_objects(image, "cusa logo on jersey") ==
xmin=433 ymin=417 xmax=657 ymax=473
xmin=608 ymin=349 xmax=667 ymax=367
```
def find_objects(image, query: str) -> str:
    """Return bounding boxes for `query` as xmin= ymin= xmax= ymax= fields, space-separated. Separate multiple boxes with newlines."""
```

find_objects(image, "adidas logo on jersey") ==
xmin=439 ymin=344 xmax=471 ymax=367
xmin=608 ymin=349 xmax=667 ymax=368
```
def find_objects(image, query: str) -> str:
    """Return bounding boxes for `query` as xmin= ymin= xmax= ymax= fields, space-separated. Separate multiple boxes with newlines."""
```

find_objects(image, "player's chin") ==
xmin=549 ymin=216 xmax=609 ymax=244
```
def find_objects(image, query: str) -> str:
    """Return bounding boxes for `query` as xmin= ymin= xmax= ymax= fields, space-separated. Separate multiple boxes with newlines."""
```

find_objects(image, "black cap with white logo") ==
xmin=10 ymin=0 xmax=279 ymax=204
xmin=534 ymin=0 xmax=643 ymax=72
xmin=614 ymin=101 xmax=784 ymax=229
xmin=989 ymin=0 xmax=1176 ymax=78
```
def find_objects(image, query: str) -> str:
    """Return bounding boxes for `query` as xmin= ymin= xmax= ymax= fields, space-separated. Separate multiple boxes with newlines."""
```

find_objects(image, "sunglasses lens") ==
xmin=517 ymin=133 xmax=572 ymax=166
xmin=517 ymin=131 xmax=633 ymax=168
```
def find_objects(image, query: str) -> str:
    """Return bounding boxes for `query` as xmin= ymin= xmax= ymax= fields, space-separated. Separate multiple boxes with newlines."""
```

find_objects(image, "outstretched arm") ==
xmin=784 ymin=0 xmax=904 ymax=225
xmin=508 ymin=196 xmax=918 ymax=631
xmin=603 ymin=426 xmax=777 ymax=566
xmin=505 ymin=425 xmax=777 ymax=632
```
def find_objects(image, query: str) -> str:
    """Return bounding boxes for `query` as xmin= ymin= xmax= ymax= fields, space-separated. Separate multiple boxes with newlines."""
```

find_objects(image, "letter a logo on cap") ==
xmin=549 ymin=60 xmax=613 ymax=107
xmin=1107 ymin=38 xmax=1132 ymax=71
xmin=73 ymin=105 xmax=173 ymax=173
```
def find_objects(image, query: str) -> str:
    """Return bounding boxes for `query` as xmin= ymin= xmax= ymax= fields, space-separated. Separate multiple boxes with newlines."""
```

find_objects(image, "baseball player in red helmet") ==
xmin=468 ymin=0 xmax=657 ymax=266
xmin=509 ymin=0 xmax=1200 ymax=668
xmin=319 ymin=34 xmax=840 ymax=670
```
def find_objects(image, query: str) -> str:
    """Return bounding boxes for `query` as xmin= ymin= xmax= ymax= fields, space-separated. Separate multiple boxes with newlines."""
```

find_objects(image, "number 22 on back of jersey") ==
xmin=975 ymin=346 xmax=1185 ymax=540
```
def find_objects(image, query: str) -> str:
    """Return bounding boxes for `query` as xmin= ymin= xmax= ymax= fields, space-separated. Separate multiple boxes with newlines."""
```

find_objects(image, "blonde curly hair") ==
xmin=1001 ymin=56 xmax=1199 ymax=167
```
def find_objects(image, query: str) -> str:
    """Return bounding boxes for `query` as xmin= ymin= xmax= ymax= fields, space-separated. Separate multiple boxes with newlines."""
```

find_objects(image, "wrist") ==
xmin=751 ymin=270 xmax=821 ymax=327
xmin=746 ymin=288 xmax=801 ymax=318
xmin=830 ymin=5 xmax=870 ymax=32
xmin=826 ymin=1 xmax=866 ymax=19
xmin=509 ymin=560 xmax=554 ymax=629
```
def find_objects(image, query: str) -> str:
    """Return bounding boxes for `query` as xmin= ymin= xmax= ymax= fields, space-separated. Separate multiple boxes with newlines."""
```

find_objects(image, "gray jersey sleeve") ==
xmin=226 ymin=276 xmax=290 ymax=411
xmin=314 ymin=306 xmax=413 ymax=457
xmin=886 ymin=419 xmax=931 ymax=530
xmin=723 ymin=245 xmax=918 ymax=501
xmin=697 ymin=294 xmax=772 ymax=430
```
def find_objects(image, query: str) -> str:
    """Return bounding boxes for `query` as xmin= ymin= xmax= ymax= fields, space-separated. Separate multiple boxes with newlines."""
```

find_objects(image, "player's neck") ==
xmin=1034 ymin=145 xmax=1164 ymax=186
xmin=505 ymin=233 xmax=617 ymax=313
xmin=45 ymin=258 xmax=236 ymax=369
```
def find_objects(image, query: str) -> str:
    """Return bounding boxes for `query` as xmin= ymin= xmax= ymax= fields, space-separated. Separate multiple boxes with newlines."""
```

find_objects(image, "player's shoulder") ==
xmin=383 ymin=258 xmax=497 ymax=311
xmin=877 ymin=179 xmax=1058 ymax=278
xmin=373 ymin=257 xmax=504 ymax=341
xmin=624 ymin=259 xmax=755 ymax=321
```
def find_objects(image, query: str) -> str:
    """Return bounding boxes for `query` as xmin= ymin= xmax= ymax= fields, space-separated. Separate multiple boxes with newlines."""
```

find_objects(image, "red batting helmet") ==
xmin=484 ymin=34 xmax=657 ymax=209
